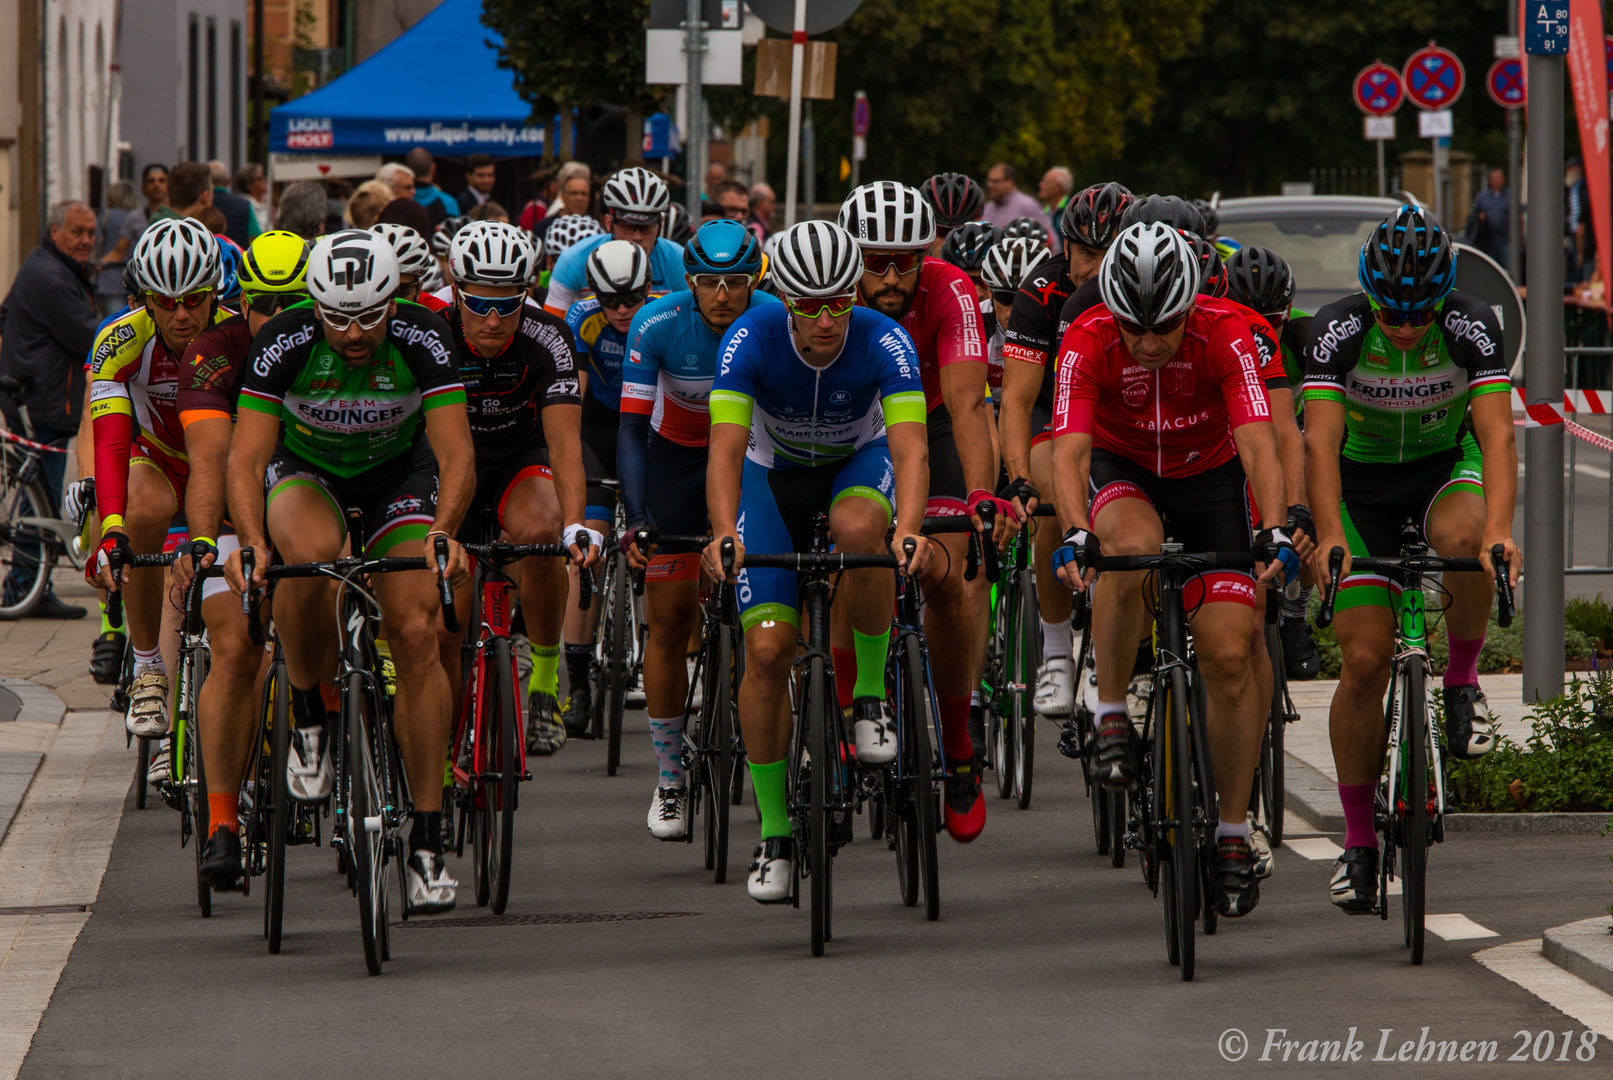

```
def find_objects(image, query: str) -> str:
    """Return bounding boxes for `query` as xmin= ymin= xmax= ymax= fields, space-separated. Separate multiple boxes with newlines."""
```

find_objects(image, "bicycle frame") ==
xmin=453 ymin=555 xmax=528 ymax=794
xmin=1383 ymin=584 xmax=1440 ymax=860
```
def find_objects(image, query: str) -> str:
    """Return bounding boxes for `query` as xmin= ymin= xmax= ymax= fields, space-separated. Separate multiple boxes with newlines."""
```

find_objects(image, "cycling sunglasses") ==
xmin=147 ymin=287 xmax=215 ymax=311
xmin=785 ymin=293 xmax=857 ymax=320
xmin=596 ymin=289 xmax=648 ymax=311
xmin=459 ymin=292 xmax=527 ymax=318
xmin=862 ymin=251 xmax=923 ymax=277
xmin=1115 ymin=311 xmax=1189 ymax=338
xmin=990 ymin=290 xmax=1019 ymax=308
xmin=243 ymin=290 xmax=308 ymax=316
xmin=1373 ymin=306 xmax=1439 ymax=329
xmin=318 ymin=304 xmax=389 ymax=331
xmin=689 ymin=273 xmax=755 ymax=294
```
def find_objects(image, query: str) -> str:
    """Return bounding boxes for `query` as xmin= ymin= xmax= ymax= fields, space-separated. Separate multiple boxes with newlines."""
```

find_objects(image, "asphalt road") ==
xmin=18 ymin=705 xmax=1613 ymax=1079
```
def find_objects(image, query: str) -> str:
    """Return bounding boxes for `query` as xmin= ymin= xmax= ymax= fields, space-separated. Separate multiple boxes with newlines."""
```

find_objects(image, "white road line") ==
xmin=1427 ymin=913 xmax=1500 ymax=941
xmin=1475 ymin=939 xmax=1613 ymax=1039
xmin=1284 ymin=837 xmax=1343 ymax=860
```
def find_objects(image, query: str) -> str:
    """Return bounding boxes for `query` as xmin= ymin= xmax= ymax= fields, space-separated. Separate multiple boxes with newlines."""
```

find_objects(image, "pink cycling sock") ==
xmin=939 ymin=695 xmax=973 ymax=763
xmin=1338 ymin=783 xmax=1378 ymax=850
xmin=1444 ymin=633 xmax=1483 ymax=689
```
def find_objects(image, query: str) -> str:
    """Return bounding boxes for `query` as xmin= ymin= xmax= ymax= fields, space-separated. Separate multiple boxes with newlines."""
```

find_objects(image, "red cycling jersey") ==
xmin=863 ymin=257 xmax=985 ymax=411
xmin=1052 ymin=299 xmax=1272 ymax=478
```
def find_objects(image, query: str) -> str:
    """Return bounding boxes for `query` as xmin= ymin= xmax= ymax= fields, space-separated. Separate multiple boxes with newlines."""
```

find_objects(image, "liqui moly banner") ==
xmin=1569 ymin=0 xmax=1613 ymax=297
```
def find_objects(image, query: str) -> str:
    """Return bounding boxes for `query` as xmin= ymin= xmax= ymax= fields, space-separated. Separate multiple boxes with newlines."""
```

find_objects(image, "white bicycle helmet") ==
xmin=584 ymin=239 xmax=651 ymax=297
xmin=769 ymin=221 xmax=863 ymax=298
xmin=418 ymin=258 xmax=445 ymax=295
xmin=133 ymin=218 xmax=221 ymax=297
xmin=838 ymin=181 xmax=936 ymax=251
xmin=601 ymin=167 xmax=671 ymax=224
xmin=980 ymin=237 xmax=1052 ymax=295
xmin=449 ymin=220 xmax=537 ymax=286
xmin=306 ymin=229 xmax=400 ymax=312
xmin=544 ymin=214 xmax=605 ymax=257
xmin=1099 ymin=222 xmax=1198 ymax=328
xmin=369 ymin=223 xmax=434 ymax=279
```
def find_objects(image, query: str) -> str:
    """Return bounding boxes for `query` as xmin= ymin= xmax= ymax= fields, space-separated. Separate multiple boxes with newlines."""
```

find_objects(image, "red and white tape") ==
xmin=1511 ymin=388 xmax=1613 ymax=450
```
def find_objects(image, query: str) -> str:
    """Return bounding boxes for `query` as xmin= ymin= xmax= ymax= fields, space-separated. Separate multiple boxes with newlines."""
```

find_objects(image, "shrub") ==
xmin=1566 ymin=594 xmax=1613 ymax=654
xmin=1446 ymin=673 xmax=1613 ymax=813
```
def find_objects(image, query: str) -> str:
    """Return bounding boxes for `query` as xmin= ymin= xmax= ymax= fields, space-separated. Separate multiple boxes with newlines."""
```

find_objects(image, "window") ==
xmin=187 ymin=16 xmax=199 ymax=160
xmin=206 ymin=19 xmax=218 ymax=161
xmin=230 ymin=21 xmax=242 ymax=168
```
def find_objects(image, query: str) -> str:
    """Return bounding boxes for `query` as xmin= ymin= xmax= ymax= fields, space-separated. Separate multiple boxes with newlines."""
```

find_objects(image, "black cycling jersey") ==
xmin=447 ymin=299 xmax=581 ymax=463
xmin=1002 ymin=254 xmax=1074 ymax=411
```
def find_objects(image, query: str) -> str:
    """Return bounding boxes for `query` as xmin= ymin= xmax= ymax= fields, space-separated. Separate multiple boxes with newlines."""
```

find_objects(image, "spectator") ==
xmin=404 ymin=147 xmax=460 ymax=227
xmin=152 ymin=161 xmax=213 ymax=224
xmin=747 ymin=183 xmax=776 ymax=244
xmin=0 ymin=200 xmax=99 ymax=615
xmin=233 ymin=163 xmax=270 ymax=230
xmin=208 ymin=159 xmax=260 ymax=248
xmin=980 ymin=162 xmax=1054 ymax=240
xmin=193 ymin=206 xmax=229 ymax=235
xmin=703 ymin=161 xmax=728 ymax=201
xmin=468 ymin=201 xmax=510 ymax=223
xmin=375 ymin=197 xmax=433 ymax=237
xmin=1566 ymin=157 xmax=1590 ymax=286
xmin=276 ymin=181 xmax=329 ymax=241
xmin=708 ymin=179 xmax=749 ymax=223
xmin=458 ymin=153 xmax=497 ymax=211
xmin=324 ymin=178 xmax=354 ymax=234
xmin=520 ymin=167 xmax=559 ymax=233
xmin=1039 ymin=166 xmax=1074 ymax=237
xmin=92 ymin=180 xmax=140 ymax=317
xmin=377 ymin=162 xmax=416 ymax=200
xmin=537 ymin=161 xmax=592 ymax=243
xmin=139 ymin=163 xmax=169 ymax=218
xmin=1468 ymin=168 xmax=1510 ymax=269
xmin=344 ymin=180 xmax=396 ymax=229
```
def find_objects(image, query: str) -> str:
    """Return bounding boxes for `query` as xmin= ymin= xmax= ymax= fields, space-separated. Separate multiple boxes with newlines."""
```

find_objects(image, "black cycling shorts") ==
xmin=265 ymin=441 xmax=438 ymax=558
xmin=461 ymin=441 xmax=552 ymax=542
xmin=580 ymin=394 xmax=619 ymax=520
xmin=925 ymin=403 xmax=968 ymax=515
xmin=644 ymin=433 xmax=709 ymax=556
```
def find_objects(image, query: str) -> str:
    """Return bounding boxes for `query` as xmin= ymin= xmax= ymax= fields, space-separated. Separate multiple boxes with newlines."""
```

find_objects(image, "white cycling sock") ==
xmin=1216 ymin=820 xmax=1250 ymax=842
xmin=1042 ymin=618 xmax=1072 ymax=661
xmin=132 ymin=645 xmax=164 ymax=677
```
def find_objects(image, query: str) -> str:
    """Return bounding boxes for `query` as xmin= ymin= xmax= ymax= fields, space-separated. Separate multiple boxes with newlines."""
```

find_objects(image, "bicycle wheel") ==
xmin=1163 ymin=666 xmax=1196 ymax=980
xmin=1191 ymin=666 xmax=1218 ymax=938
xmin=345 ymin=668 xmax=387 ymax=975
xmin=1106 ymin=788 xmax=1127 ymax=868
xmin=604 ymin=555 xmax=628 ymax=776
xmin=487 ymin=636 xmax=518 ymax=914
xmin=990 ymin=590 xmax=1015 ymax=800
xmin=1401 ymin=658 xmax=1429 ymax=965
xmin=1261 ymin=622 xmax=1287 ymax=847
xmin=806 ymin=656 xmax=831 ymax=956
xmin=265 ymin=659 xmax=292 ymax=952
xmin=899 ymin=633 xmax=940 ymax=922
xmin=1010 ymin=568 xmax=1038 ymax=809
xmin=185 ymin=717 xmax=212 ymax=918
xmin=0 ymin=471 xmax=57 ymax=620
xmin=135 ymin=737 xmax=149 ymax=810
xmin=706 ymin=620 xmax=734 ymax=882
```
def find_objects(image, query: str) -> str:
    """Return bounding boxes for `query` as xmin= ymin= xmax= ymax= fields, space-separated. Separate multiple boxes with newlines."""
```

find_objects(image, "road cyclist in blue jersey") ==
xmin=543 ymin=168 xmax=685 ymax=318
xmin=618 ymin=220 xmax=780 ymax=840
xmin=700 ymin=220 xmax=934 ymax=903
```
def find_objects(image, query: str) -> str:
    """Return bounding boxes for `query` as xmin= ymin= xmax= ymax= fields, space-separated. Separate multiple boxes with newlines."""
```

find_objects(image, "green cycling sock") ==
xmin=100 ymin=600 xmax=114 ymax=635
xmin=529 ymin=644 xmax=559 ymax=698
xmin=749 ymin=759 xmax=790 ymax=840
xmin=852 ymin=628 xmax=890 ymax=701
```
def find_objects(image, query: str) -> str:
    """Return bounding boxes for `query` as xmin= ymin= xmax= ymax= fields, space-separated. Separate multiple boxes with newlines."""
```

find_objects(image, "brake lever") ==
xmin=1315 ymin=546 xmax=1345 ymax=630
xmin=435 ymin=534 xmax=459 ymax=633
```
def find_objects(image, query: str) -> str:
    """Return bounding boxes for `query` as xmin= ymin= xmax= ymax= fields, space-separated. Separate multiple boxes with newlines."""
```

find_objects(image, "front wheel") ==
xmin=603 ymin=554 xmax=628 ymax=775
xmin=487 ymin=636 xmax=518 ymax=914
xmin=1164 ymin=667 xmax=1196 ymax=980
xmin=265 ymin=662 xmax=292 ymax=952
xmin=0 ymin=473 xmax=58 ymax=620
xmin=1401 ymin=659 xmax=1429 ymax=965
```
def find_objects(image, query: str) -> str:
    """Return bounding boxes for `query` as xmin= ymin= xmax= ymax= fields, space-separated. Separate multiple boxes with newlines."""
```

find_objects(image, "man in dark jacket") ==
xmin=209 ymin=160 xmax=260 ymax=249
xmin=0 ymin=200 xmax=99 ymax=617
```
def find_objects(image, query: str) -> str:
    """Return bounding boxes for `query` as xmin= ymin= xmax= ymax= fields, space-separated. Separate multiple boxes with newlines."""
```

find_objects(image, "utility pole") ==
xmin=1506 ymin=3 xmax=1522 ymax=283
xmin=684 ymin=0 xmax=706 ymax=222
xmin=782 ymin=0 xmax=806 ymax=227
xmin=253 ymin=0 xmax=265 ymax=164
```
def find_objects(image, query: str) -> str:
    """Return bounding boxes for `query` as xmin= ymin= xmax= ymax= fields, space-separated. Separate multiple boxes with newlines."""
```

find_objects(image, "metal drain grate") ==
xmin=0 ymin=905 xmax=91 ymax=916
xmin=396 ymin=911 xmax=700 ymax=928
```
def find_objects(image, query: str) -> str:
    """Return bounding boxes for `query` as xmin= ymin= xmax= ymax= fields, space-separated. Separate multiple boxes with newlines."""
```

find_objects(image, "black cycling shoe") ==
xmin=1442 ymin=685 xmax=1495 ymax=760
xmin=1329 ymin=845 xmax=1379 ymax=914
xmin=27 ymin=592 xmax=86 ymax=619
xmin=1090 ymin=712 xmax=1136 ymax=788
xmin=1213 ymin=837 xmax=1261 ymax=918
xmin=562 ymin=684 xmax=593 ymax=738
xmin=199 ymin=826 xmax=245 ymax=891
xmin=90 ymin=630 xmax=125 ymax=684
xmin=1279 ymin=617 xmax=1322 ymax=681
xmin=1057 ymin=720 xmax=1082 ymax=760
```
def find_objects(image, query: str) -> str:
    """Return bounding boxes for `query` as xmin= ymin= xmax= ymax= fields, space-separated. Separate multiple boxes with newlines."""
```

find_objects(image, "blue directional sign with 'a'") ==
xmin=1525 ymin=3 xmax=1571 ymax=55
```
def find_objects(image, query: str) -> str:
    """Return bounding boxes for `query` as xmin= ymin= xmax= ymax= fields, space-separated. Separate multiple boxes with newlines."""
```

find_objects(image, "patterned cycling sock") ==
xmin=1281 ymin=583 xmax=1313 ymax=623
xmin=208 ymin=792 xmax=239 ymax=834
xmin=1443 ymin=633 xmax=1484 ymax=689
xmin=749 ymin=759 xmax=790 ymax=840
xmin=1339 ymin=783 xmax=1378 ymax=850
xmin=1042 ymin=617 xmax=1072 ymax=661
xmin=1094 ymin=700 xmax=1127 ymax=731
xmin=100 ymin=601 xmax=114 ymax=635
xmin=529 ymin=644 xmax=560 ymax=698
xmin=132 ymin=645 xmax=163 ymax=677
xmin=563 ymin=643 xmax=592 ymax=697
xmin=939 ymin=694 xmax=972 ymax=762
xmin=649 ymin=715 xmax=686 ymax=787
xmin=833 ymin=647 xmax=857 ymax=709
xmin=853 ymin=628 xmax=889 ymax=701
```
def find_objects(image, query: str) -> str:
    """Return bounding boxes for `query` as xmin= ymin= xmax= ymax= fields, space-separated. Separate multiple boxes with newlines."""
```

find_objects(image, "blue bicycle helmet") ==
xmin=1358 ymin=204 xmax=1456 ymax=315
xmin=214 ymin=235 xmax=243 ymax=305
xmin=683 ymin=219 xmax=762 ymax=277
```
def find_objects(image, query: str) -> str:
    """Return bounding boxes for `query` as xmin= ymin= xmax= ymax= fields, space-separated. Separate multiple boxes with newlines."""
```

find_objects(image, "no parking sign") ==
xmin=1404 ymin=43 xmax=1466 ymax=109
xmin=1353 ymin=61 xmax=1404 ymax=115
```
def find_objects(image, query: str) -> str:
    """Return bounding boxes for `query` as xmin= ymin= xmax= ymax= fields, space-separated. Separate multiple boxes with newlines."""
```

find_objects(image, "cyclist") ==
xmin=839 ymin=181 xmax=997 ymax=842
xmin=173 ymin=230 xmax=311 ymax=887
xmin=534 ymin=214 xmax=605 ymax=309
xmin=1303 ymin=206 xmax=1519 ymax=915
xmin=225 ymin=229 xmax=475 ymax=914
xmin=371 ymin=223 xmax=440 ymax=309
xmin=701 ymin=220 xmax=933 ymax=902
xmin=919 ymin=172 xmax=986 ymax=253
xmin=618 ymin=220 xmax=778 ymax=840
xmin=87 ymin=218 xmax=223 ymax=744
xmin=1002 ymin=217 xmax=1051 ymax=250
xmin=980 ymin=237 xmax=1051 ymax=398
xmin=557 ymin=240 xmax=653 ymax=739
xmin=1000 ymin=181 xmax=1132 ymax=721
xmin=441 ymin=220 xmax=597 ymax=755
xmin=543 ymin=168 xmax=683 ymax=316
xmin=937 ymin=220 xmax=1001 ymax=303
xmin=1225 ymin=245 xmax=1322 ymax=680
xmin=1051 ymin=221 xmax=1299 ymax=918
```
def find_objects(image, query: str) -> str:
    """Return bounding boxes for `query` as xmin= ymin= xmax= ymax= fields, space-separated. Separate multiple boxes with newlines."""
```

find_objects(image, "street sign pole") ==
xmin=850 ymin=90 xmax=868 ymax=189
xmin=1377 ymin=137 xmax=1386 ymax=197
xmin=1524 ymin=18 xmax=1567 ymax=701
xmin=783 ymin=0 xmax=807 ymax=227
xmin=685 ymin=0 xmax=705 ymax=222
xmin=803 ymin=99 xmax=815 ymax=221
xmin=1506 ymin=16 xmax=1524 ymax=283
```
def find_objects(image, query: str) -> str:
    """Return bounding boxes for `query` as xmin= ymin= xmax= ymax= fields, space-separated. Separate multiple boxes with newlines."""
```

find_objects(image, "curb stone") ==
xmin=0 ymin=677 xmax=69 ymax=849
xmin=1543 ymin=917 xmax=1613 ymax=997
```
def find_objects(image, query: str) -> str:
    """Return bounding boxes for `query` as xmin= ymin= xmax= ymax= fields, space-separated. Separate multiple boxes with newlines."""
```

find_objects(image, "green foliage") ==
xmin=1567 ymin=595 xmax=1613 ymax=654
xmin=1447 ymin=674 xmax=1613 ymax=813
xmin=481 ymin=0 xmax=659 ymax=121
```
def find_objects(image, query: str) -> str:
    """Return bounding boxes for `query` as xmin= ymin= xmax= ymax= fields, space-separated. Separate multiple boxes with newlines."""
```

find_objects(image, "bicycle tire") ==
xmin=482 ymin=636 xmax=516 ymax=913
xmin=135 ymin=737 xmax=149 ymax=809
xmin=1190 ymin=665 xmax=1218 ymax=939
xmin=0 ymin=474 xmax=57 ymax=620
xmin=709 ymin=619 xmax=734 ymax=883
xmin=604 ymin=555 xmax=628 ymax=776
xmin=346 ymin=667 xmax=386 ymax=976
xmin=900 ymin=633 xmax=940 ymax=922
xmin=1106 ymin=788 xmax=1127 ymax=868
xmin=1402 ymin=658 xmax=1429 ymax=965
xmin=266 ymin=660 xmax=292 ymax=953
xmin=1012 ymin=568 xmax=1038 ymax=809
xmin=186 ymin=717 xmax=211 ymax=918
xmin=1165 ymin=666 xmax=1195 ymax=980
xmin=1090 ymin=765 xmax=1109 ymax=855
xmin=805 ymin=656 xmax=830 ymax=957
xmin=991 ymin=590 xmax=1015 ymax=801
xmin=1263 ymin=622 xmax=1287 ymax=847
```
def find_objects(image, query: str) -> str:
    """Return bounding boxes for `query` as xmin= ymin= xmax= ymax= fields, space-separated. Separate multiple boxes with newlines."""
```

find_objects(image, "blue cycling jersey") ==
xmin=544 ymin=235 xmax=686 ymax=316
xmin=565 ymin=297 xmax=629 ymax=410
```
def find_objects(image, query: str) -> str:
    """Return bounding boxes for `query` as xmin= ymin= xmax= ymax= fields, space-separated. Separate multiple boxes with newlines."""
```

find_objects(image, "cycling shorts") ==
xmin=924 ymin=404 xmax=968 ymax=517
xmin=581 ymin=394 xmax=619 ymax=522
xmin=1335 ymin=439 xmax=1483 ymax=614
xmin=1029 ymin=402 xmax=1055 ymax=448
xmin=734 ymin=442 xmax=896 ymax=631
xmin=645 ymin=434 xmax=708 ymax=580
xmin=201 ymin=533 xmax=240 ymax=603
xmin=464 ymin=442 xmax=552 ymax=543
xmin=130 ymin=436 xmax=189 ymax=515
xmin=264 ymin=442 xmax=439 ymax=559
xmin=1088 ymin=449 xmax=1256 ymax=610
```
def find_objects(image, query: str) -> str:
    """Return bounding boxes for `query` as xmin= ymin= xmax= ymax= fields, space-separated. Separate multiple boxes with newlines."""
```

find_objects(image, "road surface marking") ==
xmin=1285 ymin=837 xmax=1344 ymax=860
xmin=1427 ymin=913 xmax=1500 ymax=940
xmin=1475 ymin=939 xmax=1613 ymax=1039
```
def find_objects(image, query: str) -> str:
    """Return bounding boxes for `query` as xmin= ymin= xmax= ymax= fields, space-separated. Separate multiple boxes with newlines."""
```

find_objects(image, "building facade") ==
xmin=120 ymin=0 xmax=250 ymax=181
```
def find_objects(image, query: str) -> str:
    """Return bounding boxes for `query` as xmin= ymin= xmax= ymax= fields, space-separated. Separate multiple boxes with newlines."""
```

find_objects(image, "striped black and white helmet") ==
xmin=132 ymin=217 xmax=220 ymax=298
xmin=601 ymin=167 xmax=671 ymax=224
xmin=544 ymin=214 xmax=605 ymax=256
xmin=369 ymin=223 xmax=434 ymax=279
xmin=768 ymin=221 xmax=863 ymax=298
xmin=584 ymin=239 xmax=651 ymax=298
xmin=306 ymin=229 xmax=400 ymax=311
xmin=1099 ymin=222 xmax=1198 ymax=328
xmin=838 ymin=181 xmax=935 ymax=251
xmin=449 ymin=220 xmax=537 ymax=286
xmin=980 ymin=237 xmax=1052 ymax=295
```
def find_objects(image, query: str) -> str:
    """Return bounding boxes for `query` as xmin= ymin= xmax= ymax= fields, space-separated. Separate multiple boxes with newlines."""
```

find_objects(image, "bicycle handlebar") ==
xmin=630 ymin=527 xmax=652 ymax=597
xmin=243 ymin=548 xmax=263 ymax=648
xmin=434 ymin=534 xmax=459 ymax=634
xmin=1316 ymin=545 xmax=1515 ymax=629
xmin=104 ymin=550 xmax=173 ymax=629
xmin=740 ymin=551 xmax=902 ymax=572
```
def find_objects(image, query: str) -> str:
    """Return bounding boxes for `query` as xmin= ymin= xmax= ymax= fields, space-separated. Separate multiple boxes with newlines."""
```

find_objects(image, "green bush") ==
xmin=1446 ymin=673 xmax=1613 ymax=813
xmin=1566 ymin=594 xmax=1613 ymax=653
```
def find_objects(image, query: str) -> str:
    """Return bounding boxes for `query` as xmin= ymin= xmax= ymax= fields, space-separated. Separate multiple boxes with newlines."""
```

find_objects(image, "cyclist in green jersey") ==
xmin=225 ymin=230 xmax=476 ymax=914
xmin=1302 ymin=206 xmax=1520 ymax=917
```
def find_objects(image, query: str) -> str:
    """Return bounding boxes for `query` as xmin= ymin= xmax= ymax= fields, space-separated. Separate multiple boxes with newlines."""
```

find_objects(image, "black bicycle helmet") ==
xmin=938 ymin=221 xmax=1001 ymax=275
xmin=1001 ymin=216 xmax=1051 ymax=248
xmin=1190 ymin=198 xmax=1220 ymax=238
xmin=1121 ymin=194 xmax=1206 ymax=240
xmin=1224 ymin=246 xmax=1294 ymax=316
xmin=1061 ymin=182 xmax=1135 ymax=251
xmin=1358 ymin=204 xmax=1456 ymax=315
xmin=1185 ymin=233 xmax=1227 ymax=297
xmin=919 ymin=172 xmax=985 ymax=234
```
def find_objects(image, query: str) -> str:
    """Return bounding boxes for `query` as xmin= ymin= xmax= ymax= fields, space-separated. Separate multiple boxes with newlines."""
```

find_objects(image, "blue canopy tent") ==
xmin=269 ymin=0 xmax=544 ymax=157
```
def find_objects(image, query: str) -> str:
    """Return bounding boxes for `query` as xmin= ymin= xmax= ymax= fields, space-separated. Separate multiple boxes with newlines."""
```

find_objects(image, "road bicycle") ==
xmin=586 ymin=479 xmax=642 ymax=774
xmin=0 ymin=374 xmax=83 ymax=618
xmin=1252 ymin=600 xmax=1299 ymax=849
xmin=1062 ymin=589 xmax=1129 ymax=868
xmin=1316 ymin=529 xmax=1514 ymax=965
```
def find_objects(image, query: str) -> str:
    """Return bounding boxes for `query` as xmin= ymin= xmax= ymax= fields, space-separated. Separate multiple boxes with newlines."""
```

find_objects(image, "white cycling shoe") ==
xmin=852 ymin=698 xmax=896 ymax=764
xmin=287 ymin=725 xmax=334 ymax=801
xmin=1034 ymin=657 xmax=1074 ymax=718
xmin=126 ymin=671 xmax=170 ymax=738
xmin=406 ymin=850 xmax=458 ymax=915
xmin=648 ymin=785 xmax=689 ymax=841
xmin=747 ymin=837 xmax=794 ymax=903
